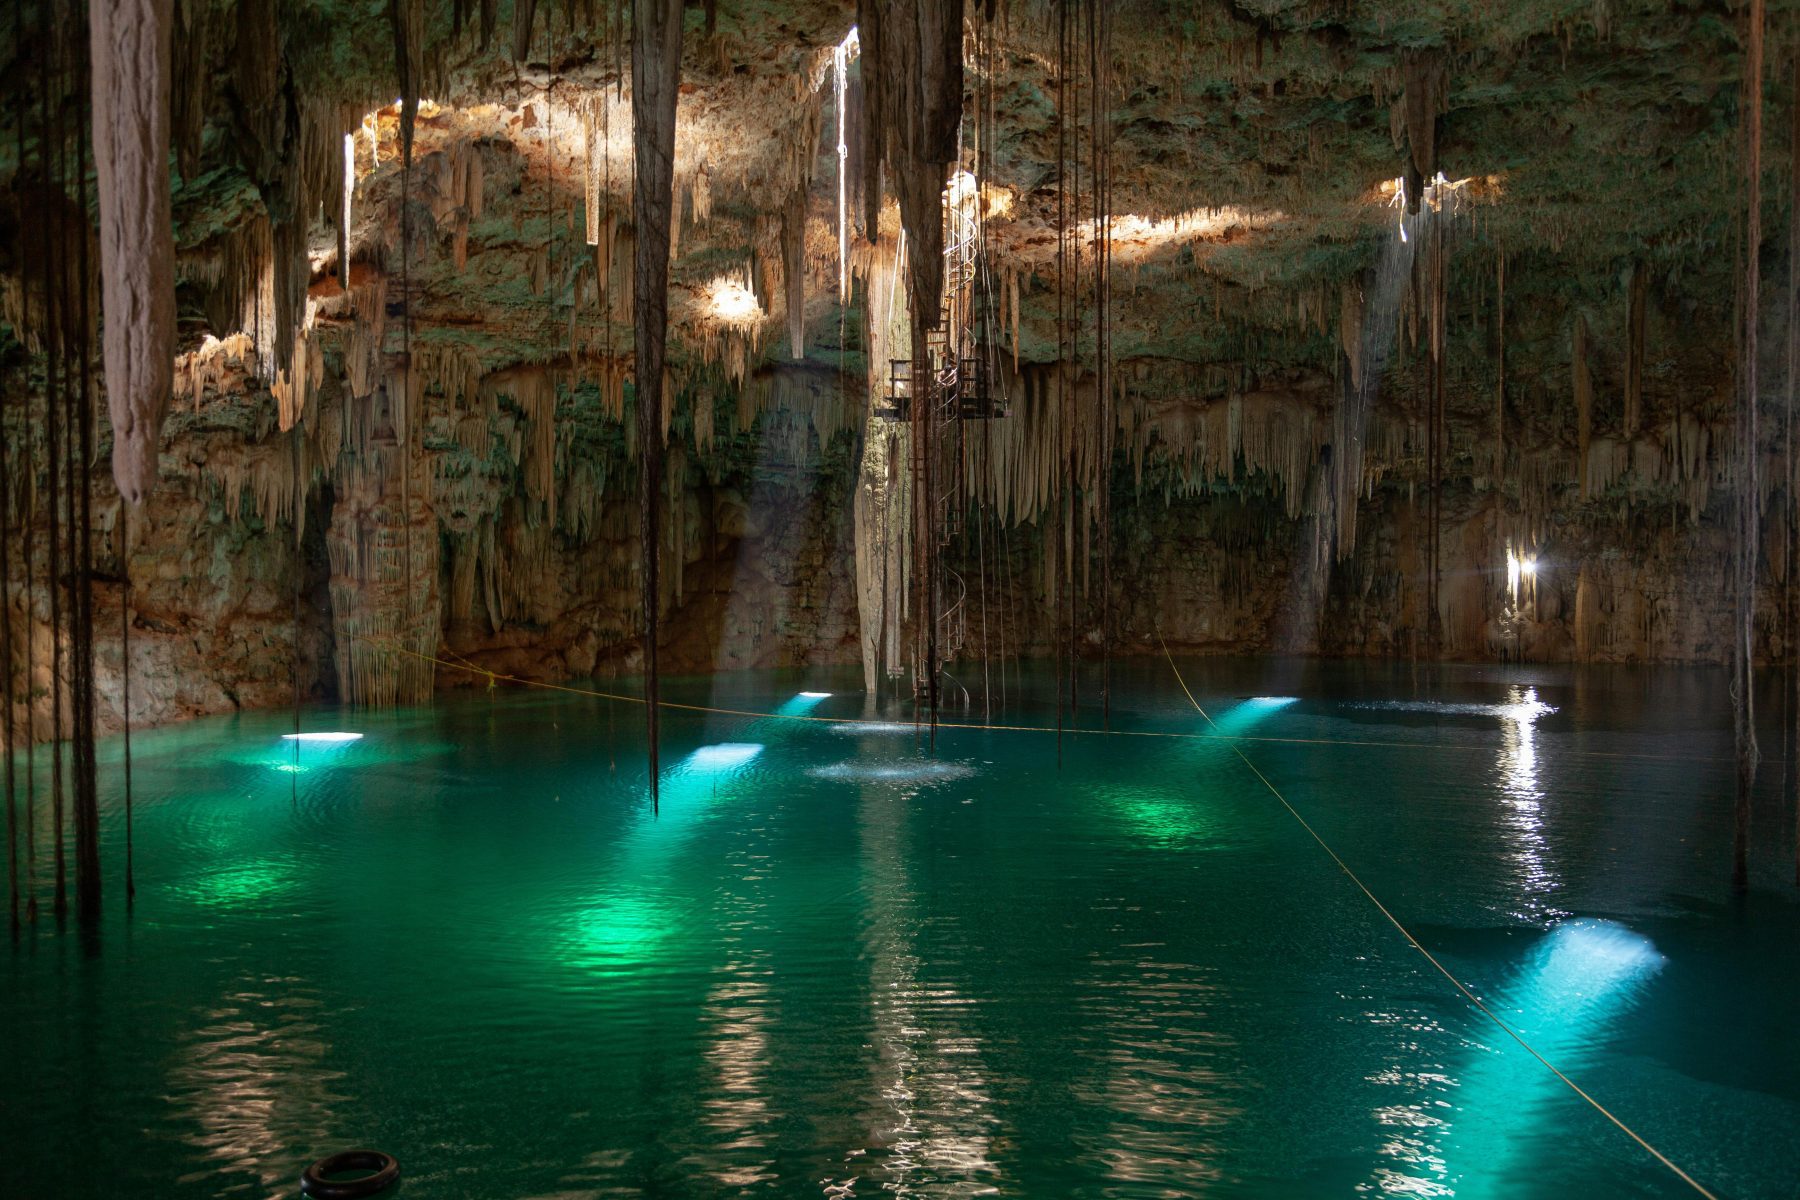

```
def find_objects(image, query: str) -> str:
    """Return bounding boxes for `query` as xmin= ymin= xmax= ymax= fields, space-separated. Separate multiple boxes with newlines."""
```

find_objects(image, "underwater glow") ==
xmin=777 ymin=691 xmax=832 ymax=716
xmin=687 ymin=743 xmax=764 ymax=771
xmin=1527 ymin=919 xmax=1664 ymax=995
xmin=281 ymin=732 xmax=363 ymax=743
xmin=562 ymin=893 xmax=672 ymax=977
xmin=178 ymin=859 xmax=300 ymax=909
xmin=800 ymin=691 xmax=832 ymax=698
xmin=1207 ymin=696 xmax=1300 ymax=738
xmin=1098 ymin=784 xmax=1223 ymax=847
xmin=1414 ymin=919 xmax=1664 ymax=1198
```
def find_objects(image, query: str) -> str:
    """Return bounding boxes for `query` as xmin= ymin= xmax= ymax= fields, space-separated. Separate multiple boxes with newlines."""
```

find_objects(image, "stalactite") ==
xmin=487 ymin=369 xmax=558 ymax=525
xmin=584 ymin=92 xmax=602 ymax=245
xmin=38 ymin=0 xmax=69 ymax=917
xmin=1573 ymin=313 xmax=1592 ymax=499
xmin=633 ymin=0 xmax=685 ymax=808
xmin=857 ymin=0 xmax=962 ymax=335
xmin=1495 ymin=249 xmax=1506 ymax=482
xmin=72 ymin=89 xmax=101 ymax=920
xmin=391 ymin=0 xmax=424 ymax=167
xmin=855 ymin=0 xmax=884 ymax=238
xmin=1789 ymin=54 xmax=1800 ymax=888
xmin=782 ymin=187 xmax=807 ymax=359
xmin=2 ymin=351 xmax=14 ymax=929
xmin=91 ymin=0 xmax=177 ymax=505
xmin=345 ymin=275 xmax=390 ymax=401
xmin=272 ymin=316 xmax=322 ymax=432
xmin=340 ymin=132 xmax=355 ymax=291
xmin=231 ymin=0 xmax=281 ymax=183
xmin=513 ymin=0 xmax=538 ymax=62
xmin=1733 ymin=0 xmax=1765 ymax=892
xmin=169 ymin=0 xmax=207 ymax=180
xmin=1393 ymin=49 xmax=1446 ymax=213
xmin=1624 ymin=261 xmax=1646 ymax=438
xmin=1339 ymin=282 xmax=1364 ymax=393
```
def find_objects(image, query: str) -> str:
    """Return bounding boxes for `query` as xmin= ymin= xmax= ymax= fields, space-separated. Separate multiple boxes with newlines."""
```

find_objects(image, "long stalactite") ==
xmin=1732 ymin=0 xmax=1764 ymax=893
xmin=632 ymin=0 xmax=685 ymax=808
xmin=89 ymin=0 xmax=175 ymax=505
xmin=1790 ymin=55 xmax=1800 ymax=888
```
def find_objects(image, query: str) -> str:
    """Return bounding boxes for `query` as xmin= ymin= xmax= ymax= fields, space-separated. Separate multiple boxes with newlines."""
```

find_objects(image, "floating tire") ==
xmin=300 ymin=1149 xmax=399 ymax=1199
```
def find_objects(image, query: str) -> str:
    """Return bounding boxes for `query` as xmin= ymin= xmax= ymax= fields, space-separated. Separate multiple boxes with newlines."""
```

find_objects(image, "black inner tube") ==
xmin=300 ymin=1149 xmax=400 ymax=1199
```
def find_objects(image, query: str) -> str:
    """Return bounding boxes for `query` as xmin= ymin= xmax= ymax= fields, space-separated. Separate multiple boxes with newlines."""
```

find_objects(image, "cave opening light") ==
xmin=833 ymin=26 xmax=861 ymax=305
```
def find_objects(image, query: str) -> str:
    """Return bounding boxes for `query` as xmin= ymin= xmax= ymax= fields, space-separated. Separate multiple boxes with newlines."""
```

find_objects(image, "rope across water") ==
xmin=346 ymin=634 xmax=1751 ymax=768
xmin=343 ymin=630 xmax=1718 ymax=1192
xmin=1153 ymin=633 xmax=1718 ymax=1200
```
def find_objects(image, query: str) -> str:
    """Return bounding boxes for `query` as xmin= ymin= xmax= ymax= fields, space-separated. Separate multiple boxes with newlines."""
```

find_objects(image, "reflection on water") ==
xmin=1348 ymin=698 xmax=1557 ymax=722
xmin=4 ymin=661 xmax=1798 ymax=1199
xmin=1076 ymin=954 xmax=1238 ymax=1192
xmin=693 ymin=823 xmax=778 ymax=1190
xmin=850 ymin=782 xmax=1003 ymax=1196
xmin=168 ymin=981 xmax=345 ymax=1198
xmin=810 ymin=759 xmax=976 ymax=784
xmin=1363 ymin=1005 xmax=1459 ymax=1197
xmin=1495 ymin=686 xmax=1562 ymax=923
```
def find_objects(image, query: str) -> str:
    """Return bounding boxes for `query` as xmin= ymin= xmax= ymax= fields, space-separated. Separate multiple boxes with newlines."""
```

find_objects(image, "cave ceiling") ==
xmin=143 ymin=0 xmax=1754 ymax=379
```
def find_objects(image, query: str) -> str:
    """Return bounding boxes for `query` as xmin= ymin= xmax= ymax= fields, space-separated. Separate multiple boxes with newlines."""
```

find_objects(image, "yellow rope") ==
xmin=345 ymin=635 xmax=1746 ymax=768
xmin=340 ymin=629 xmax=1728 ymax=1194
xmin=1155 ymin=634 xmax=1718 ymax=1200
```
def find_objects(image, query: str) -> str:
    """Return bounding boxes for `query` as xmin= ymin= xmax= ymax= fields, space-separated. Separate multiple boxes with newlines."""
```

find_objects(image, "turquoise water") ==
xmin=4 ymin=659 xmax=1799 ymax=1198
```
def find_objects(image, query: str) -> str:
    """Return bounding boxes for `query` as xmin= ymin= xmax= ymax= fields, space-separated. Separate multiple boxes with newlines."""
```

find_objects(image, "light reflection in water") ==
xmin=1367 ymin=686 xmax=1571 ymax=1194
xmin=810 ymin=760 xmax=975 ymax=784
xmin=168 ymin=981 xmax=345 ymax=1195
xmin=1496 ymin=686 xmax=1562 ymax=923
xmin=695 ymin=827 xmax=779 ymax=1189
xmin=1076 ymin=956 xmax=1238 ymax=1191
xmin=845 ymin=783 xmax=1003 ymax=1195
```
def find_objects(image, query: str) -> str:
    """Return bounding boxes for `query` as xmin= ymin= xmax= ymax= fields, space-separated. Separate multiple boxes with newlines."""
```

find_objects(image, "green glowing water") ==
xmin=4 ymin=659 xmax=1798 ymax=1198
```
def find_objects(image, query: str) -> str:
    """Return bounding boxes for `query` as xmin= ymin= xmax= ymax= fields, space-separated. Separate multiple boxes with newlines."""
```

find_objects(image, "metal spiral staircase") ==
xmin=874 ymin=172 xmax=1001 ymax=705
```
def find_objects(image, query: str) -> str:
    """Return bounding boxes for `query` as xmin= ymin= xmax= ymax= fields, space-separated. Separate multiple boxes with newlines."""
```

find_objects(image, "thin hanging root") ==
xmin=91 ymin=0 xmax=177 ymax=504
xmin=1733 ymin=0 xmax=1764 ymax=892
xmin=633 ymin=0 xmax=686 ymax=809
xmin=1789 ymin=55 xmax=1800 ymax=887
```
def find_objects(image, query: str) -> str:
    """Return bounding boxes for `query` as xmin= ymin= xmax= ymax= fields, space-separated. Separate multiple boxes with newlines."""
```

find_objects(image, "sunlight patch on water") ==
xmin=1350 ymin=698 xmax=1557 ymax=722
xmin=808 ymin=759 xmax=974 ymax=784
xmin=685 ymin=743 xmax=764 ymax=773
xmin=828 ymin=721 xmax=916 ymax=735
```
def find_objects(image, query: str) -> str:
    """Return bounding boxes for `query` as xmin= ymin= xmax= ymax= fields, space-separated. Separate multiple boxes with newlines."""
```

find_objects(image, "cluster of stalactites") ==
xmin=855 ymin=0 xmax=964 ymax=333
